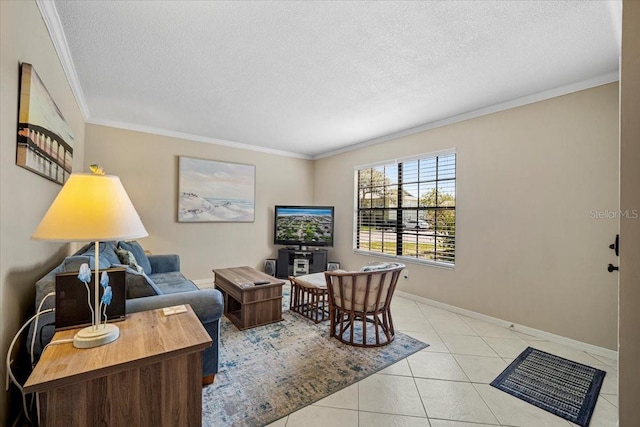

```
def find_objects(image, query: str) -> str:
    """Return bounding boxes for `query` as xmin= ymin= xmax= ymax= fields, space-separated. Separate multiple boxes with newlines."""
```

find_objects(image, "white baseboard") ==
xmin=395 ymin=290 xmax=618 ymax=361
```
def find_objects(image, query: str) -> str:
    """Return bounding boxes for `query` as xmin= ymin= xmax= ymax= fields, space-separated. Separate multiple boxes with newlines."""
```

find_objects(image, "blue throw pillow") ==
xmin=100 ymin=241 xmax=121 ymax=266
xmin=63 ymin=255 xmax=109 ymax=271
xmin=79 ymin=241 xmax=120 ymax=268
xmin=72 ymin=242 xmax=93 ymax=256
xmin=118 ymin=241 xmax=152 ymax=274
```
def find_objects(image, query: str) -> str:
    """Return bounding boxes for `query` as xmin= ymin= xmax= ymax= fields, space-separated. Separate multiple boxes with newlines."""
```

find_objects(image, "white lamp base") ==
xmin=73 ymin=323 xmax=120 ymax=349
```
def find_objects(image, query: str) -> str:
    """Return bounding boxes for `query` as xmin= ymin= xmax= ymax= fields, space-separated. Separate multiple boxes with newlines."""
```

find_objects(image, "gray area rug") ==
xmin=202 ymin=288 xmax=428 ymax=427
xmin=491 ymin=346 xmax=606 ymax=427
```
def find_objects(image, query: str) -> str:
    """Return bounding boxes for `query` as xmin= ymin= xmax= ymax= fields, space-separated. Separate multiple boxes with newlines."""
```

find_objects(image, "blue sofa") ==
xmin=28 ymin=241 xmax=223 ymax=383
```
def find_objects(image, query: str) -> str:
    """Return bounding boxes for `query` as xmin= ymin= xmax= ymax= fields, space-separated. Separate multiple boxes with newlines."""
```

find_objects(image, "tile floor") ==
xmin=265 ymin=294 xmax=618 ymax=427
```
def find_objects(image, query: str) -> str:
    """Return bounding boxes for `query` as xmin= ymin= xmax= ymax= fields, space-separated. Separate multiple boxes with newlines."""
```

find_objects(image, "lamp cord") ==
xmin=30 ymin=292 xmax=55 ymax=367
xmin=5 ymin=307 xmax=54 ymax=424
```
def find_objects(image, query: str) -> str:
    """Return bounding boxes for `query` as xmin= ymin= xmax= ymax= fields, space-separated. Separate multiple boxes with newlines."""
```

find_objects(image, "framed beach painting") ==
xmin=178 ymin=156 xmax=255 ymax=222
xmin=16 ymin=63 xmax=74 ymax=185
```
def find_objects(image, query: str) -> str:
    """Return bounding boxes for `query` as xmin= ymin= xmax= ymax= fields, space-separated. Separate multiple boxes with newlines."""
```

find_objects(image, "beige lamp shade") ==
xmin=32 ymin=173 xmax=148 ymax=242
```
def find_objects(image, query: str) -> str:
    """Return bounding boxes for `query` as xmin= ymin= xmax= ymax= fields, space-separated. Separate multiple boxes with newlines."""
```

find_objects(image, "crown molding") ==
xmin=89 ymin=72 xmax=619 ymax=161
xmin=88 ymin=70 xmax=617 ymax=161
xmin=36 ymin=0 xmax=91 ymax=120
xmin=314 ymin=71 xmax=620 ymax=160
xmin=87 ymin=118 xmax=312 ymax=160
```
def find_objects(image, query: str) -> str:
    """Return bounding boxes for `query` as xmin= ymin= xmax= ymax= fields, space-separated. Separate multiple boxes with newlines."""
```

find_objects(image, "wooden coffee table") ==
xmin=213 ymin=266 xmax=285 ymax=330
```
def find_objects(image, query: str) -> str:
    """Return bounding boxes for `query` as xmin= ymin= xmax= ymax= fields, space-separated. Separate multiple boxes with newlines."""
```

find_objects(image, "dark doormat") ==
xmin=490 ymin=346 xmax=606 ymax=427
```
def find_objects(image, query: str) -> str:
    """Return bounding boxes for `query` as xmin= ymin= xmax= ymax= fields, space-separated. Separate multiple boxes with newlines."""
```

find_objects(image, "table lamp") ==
xmin=32 ymin=166 xmax=148 ymax=348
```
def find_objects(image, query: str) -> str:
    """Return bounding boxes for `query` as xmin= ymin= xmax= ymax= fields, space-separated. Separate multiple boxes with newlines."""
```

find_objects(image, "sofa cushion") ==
xmin=118 ymin=241 xmax=151 ymax=274
xmin=63 ymin=255 xmax=93 ymax=272
xmin=148 ymin=254 xmax=180 ymax=274
xmin=34 ymin=264 xmax=66 ymax=310
xmin=112 ymin=264 xmax=162 ymax=298
xmin=149 ymin=271 xmax=198 ymax=295
xmin=359 ymin=262 xmax=403 ymax=272
xmin=328 ymin=272 xmax=395 ymax=311
xmin=291 ymin=272 xmax=327 ymax=289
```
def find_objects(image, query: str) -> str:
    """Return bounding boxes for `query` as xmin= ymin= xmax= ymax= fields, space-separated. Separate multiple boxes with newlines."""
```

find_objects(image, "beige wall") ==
xmin=315 ymin=83 xmax=620 ymax=350
xmin=0 ymin=1 xmax=86 ymax=423
xmin=619 ymin=0 xmax=639 ymax=424
xmin=84 ymin=125 xmax=315 ymax=280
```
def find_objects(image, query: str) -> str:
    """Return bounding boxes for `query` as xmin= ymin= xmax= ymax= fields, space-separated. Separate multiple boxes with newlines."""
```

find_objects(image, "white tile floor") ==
xmin=266 ymin=294 xmax=618 ymax=427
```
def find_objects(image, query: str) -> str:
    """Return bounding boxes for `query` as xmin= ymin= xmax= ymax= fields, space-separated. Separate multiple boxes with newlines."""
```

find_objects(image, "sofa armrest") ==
xmin=148 ymin=254 xmax=180 ymax=274
xmin=125 ymin=289 xmax=223 ymax=325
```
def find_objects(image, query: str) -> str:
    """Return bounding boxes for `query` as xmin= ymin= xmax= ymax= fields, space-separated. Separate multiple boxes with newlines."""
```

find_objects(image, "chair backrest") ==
xmin=324 ymin=264 xmax=405 ymax=312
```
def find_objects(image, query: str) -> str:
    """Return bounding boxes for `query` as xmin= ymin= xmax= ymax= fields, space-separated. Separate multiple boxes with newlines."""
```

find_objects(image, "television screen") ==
xmin=274 ymin=206 xmax=334 ymax=247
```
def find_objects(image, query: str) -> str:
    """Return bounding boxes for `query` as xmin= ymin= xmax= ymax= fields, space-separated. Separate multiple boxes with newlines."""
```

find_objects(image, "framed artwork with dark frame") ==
xmin=16 ymin=63 xmax=74 ymax=185
xmin=178 ymin=156 xmax=256 ymax=222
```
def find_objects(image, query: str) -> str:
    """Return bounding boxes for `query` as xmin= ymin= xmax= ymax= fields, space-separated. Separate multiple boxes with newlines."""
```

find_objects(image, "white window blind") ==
xmin=355 ymin=152 xmax=456 ymax=265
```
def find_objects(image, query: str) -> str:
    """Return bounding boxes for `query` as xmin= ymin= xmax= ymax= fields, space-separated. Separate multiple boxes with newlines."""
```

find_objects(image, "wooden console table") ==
xmin=24 ymin=305 xmax=212 ymax=427
xmin=213 ymin=266 xmax=285 ymax=330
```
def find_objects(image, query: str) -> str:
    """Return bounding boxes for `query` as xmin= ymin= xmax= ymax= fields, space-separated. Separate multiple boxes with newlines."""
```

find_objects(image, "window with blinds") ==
xmin=355 ymin=152 xmax=456 ymax=266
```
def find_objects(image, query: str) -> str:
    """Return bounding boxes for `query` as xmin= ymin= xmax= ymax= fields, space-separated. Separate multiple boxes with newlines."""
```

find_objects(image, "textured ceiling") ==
xmin=44 ymin=1 xmax=620 ymax=158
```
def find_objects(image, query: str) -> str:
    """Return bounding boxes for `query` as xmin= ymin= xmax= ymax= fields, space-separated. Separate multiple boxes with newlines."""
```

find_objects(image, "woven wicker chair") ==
xmin=324 ymin=263 xmax=405 ymax=347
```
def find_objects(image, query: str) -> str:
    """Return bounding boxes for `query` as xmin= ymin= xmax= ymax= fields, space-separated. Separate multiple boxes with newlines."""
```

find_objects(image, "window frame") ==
xmin=353 ymin=149 xmax=456 ymax=269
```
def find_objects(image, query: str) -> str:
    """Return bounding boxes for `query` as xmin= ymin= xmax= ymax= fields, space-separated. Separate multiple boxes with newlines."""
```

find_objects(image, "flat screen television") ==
xmin=274 ymin=205 xmax=334 ymax=248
